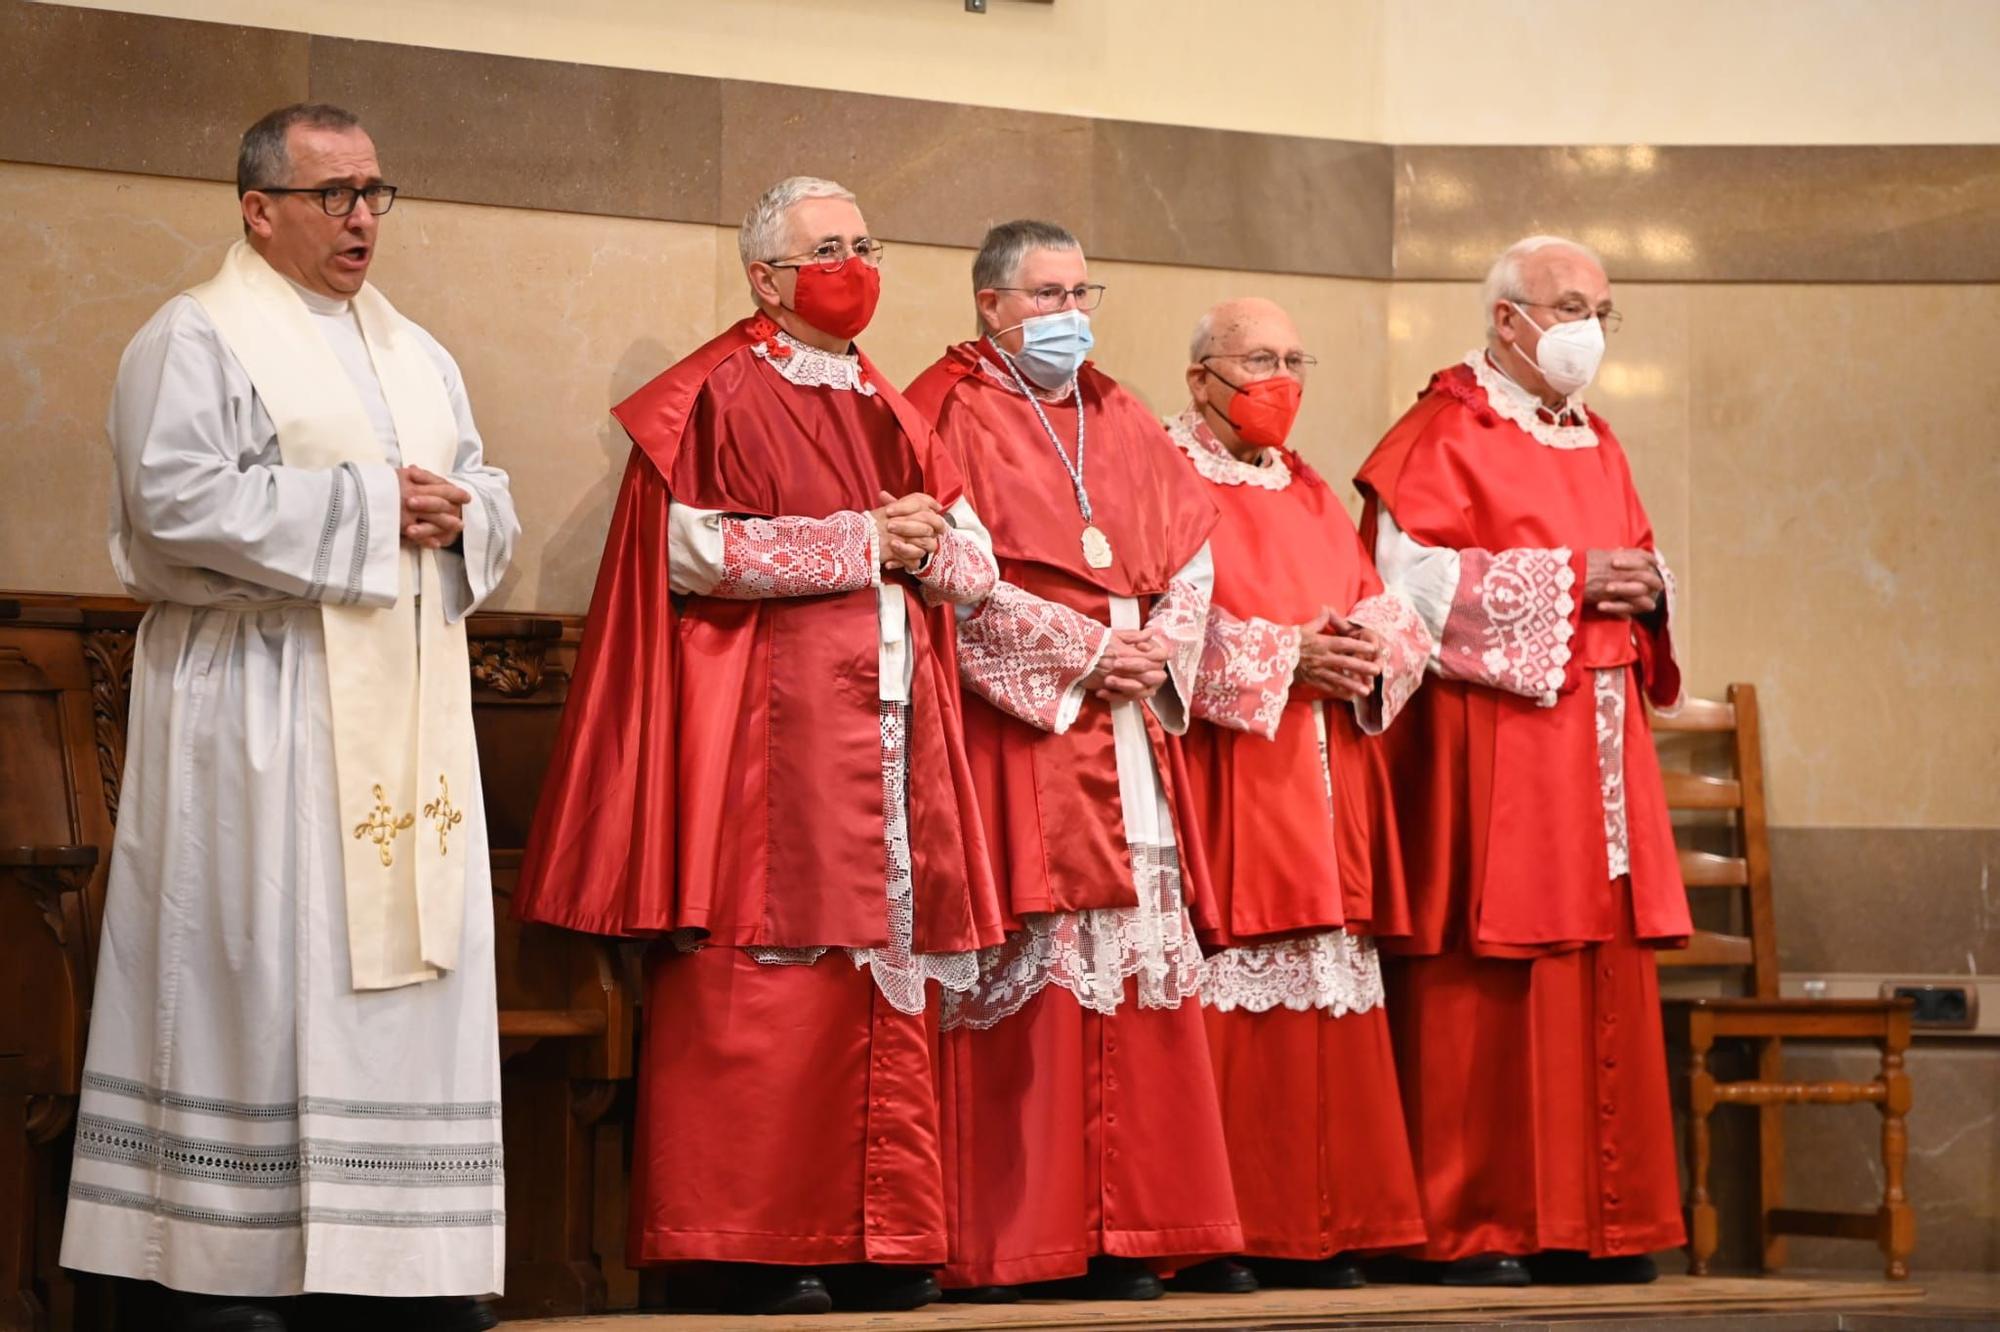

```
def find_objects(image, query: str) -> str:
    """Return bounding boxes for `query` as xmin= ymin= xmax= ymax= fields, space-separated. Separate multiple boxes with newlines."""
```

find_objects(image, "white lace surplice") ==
xmin=664 ymin=331 xmax=997 ymax=1013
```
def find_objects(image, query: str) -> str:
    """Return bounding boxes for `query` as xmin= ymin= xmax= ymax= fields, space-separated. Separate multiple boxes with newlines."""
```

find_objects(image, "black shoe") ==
xmin=1440 ymin=1254 xmax=1532 ymax=1287
xmin=1246 ymin=1255 xmax=1367 ymax=1289
xmin=820 ymin=1264 xmax=941 ymax=1311
xmin=397 ymin=1297 xmax=500 ymax=1330
xmin=297 ymin=1294 xmax=497 ymax=1331
xmin=1022 ymin=1256 xmax=1164 ymax=1301
xmin=940 ymin=1285 xmax=1023 ymax=1304
xmin=1526 ymin=1251 xmax=1660 ymax=1285
xmin=718 ymin=1265 xmax=834 ymax=1316
xmin=1167 ymin=1258 xmax=1258 ymax=1294
xmin=166 ymin=1293 xmax=290 ymax=1332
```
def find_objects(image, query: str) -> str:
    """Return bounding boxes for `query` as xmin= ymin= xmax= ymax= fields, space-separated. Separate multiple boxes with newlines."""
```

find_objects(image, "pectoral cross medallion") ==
xmin=1081 ymin=524 xmax=1114 ymax=570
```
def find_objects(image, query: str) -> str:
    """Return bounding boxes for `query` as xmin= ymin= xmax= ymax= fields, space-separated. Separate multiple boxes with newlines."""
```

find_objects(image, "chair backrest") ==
xmin=1651 ymin=683 xmax=1781 ymax=998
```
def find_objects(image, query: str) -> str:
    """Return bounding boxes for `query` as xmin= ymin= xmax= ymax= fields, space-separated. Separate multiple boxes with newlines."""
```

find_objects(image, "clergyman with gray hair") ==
xmin=1352 ymin=235 xmax=1689 ymax=1286
xmin=61 ymin=102 xmax=518 ymax=1332
xmin=902 ymin=221 xmax=1240 ymax=1301
xmin=515 ymin=176 xmax=1006 ymax=1317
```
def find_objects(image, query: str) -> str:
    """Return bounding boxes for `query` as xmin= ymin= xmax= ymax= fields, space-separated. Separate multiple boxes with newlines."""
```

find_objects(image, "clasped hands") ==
xmin=1584 ymin=548 xmax=1665 ymax=618
xmin=1296 ymin=609 xmax=1383 ymax=701
xmin=872 ymin=490 xmax=950 ymax=573
xmin=399 ymin=465 xmax=471 ymax=548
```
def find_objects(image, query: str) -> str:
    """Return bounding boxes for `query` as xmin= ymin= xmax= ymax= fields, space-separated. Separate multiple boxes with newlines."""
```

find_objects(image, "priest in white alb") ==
xmin=60 ymin=104 xmax=516 ymax=1332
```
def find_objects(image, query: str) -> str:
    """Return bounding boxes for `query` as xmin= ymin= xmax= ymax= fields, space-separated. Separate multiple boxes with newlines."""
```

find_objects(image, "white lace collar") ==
xmin=974 ymin=340 xmax=1077 ymax=404
xmin=1464 ymin=350 xmax=1598 ymax=450
xmin=1164 ymin=408 xmax=1290 ymax=491
xmin=753 ymin=329 xmax=875 ymax=396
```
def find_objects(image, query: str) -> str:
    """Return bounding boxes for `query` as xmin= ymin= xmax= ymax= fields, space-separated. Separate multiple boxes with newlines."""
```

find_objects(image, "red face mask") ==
xmin=786 ymin=260 xmax=881 ymax=342
xmin=1212 ymin=368 xmax=1303 ymax=448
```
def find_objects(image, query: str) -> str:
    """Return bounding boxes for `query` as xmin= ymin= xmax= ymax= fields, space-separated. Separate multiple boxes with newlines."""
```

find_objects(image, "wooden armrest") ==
xmin=0 ymin=845 xmax=100 ymax=870
xmin=1668 ymin=997 xmax=1912 ymax=1013
xmin=499 ymin=1008 xmax=609 ymax=1039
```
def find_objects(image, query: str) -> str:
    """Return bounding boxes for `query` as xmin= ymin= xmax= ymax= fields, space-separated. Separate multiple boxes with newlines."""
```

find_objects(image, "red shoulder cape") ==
xmin=514 ymin=317 xmax=1002 ymax=954
xmin=1354 ymin=363 xmax=1689 ymax=955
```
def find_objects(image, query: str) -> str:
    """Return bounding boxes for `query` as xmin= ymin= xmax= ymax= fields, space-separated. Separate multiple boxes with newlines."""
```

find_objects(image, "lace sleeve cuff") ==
xmin=1435 ymin=545 xmax=1578 ymax=706
xmin=1192 ymin=606 xmax=1301 ymax=739
xmin=958 ymin=581 xmax=1112 ymax=733
xmin=916 ymin=526 xmax=998 ymax=606
xmin=706 ymin=509 xmax=881 ymax=600
xmin=1345 ymin=591 xmax=1433 ymax=733
xmin=1144 ymin=574 xmax=1210 ymax=736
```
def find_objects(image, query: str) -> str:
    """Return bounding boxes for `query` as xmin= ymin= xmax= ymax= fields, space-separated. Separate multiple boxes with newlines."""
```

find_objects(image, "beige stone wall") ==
xmin=4 ymin=160 xmax=1994 ymax=835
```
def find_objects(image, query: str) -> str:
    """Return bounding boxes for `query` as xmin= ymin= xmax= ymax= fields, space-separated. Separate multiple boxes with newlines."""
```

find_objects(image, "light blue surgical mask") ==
xmin=1003 ymin=309 xmax=1094 ymax=390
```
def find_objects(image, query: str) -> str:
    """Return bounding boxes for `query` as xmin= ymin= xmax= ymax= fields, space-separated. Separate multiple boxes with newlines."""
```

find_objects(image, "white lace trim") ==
xmin=939 ymin=843 xmax=1206 ymax=1031
xmin=1192 ymin=607 xmax=1301 ymax=740
xmin=754 ymin=329 xmax=876 ymax=396
xmin=716 ymin=703 xmax=977 ymax=1014
xmin=1163 ymin=408 xmax=1291 ymax=491
xmin=1463 ymin=351 xmax=1598 ymax=451
xmin=1594 ymin=667 xmax=1631 ymax=881
xmin=1201 ymin=931 xmax=1385 ymax=1016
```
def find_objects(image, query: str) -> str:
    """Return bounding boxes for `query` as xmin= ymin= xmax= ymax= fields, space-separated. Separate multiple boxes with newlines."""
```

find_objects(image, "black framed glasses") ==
xmin=1205 ymin=350 xmax=1319 ymax=377
xmin=767 ymin=238 xmax=887 ymax=272
xmin=1518 ymin=298 xmax=1623 ymax=333
xmin=252 ymin=184 xmax=400 ymax=217
xmin=988 ymin=283 xmax=1106 ymax=314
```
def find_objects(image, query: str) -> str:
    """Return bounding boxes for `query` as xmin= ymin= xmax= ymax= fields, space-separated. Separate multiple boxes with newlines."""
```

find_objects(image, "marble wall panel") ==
xmin=1686 ymin=284 xmax=2000 ymax=830
xmin=1768 ymin=827 xmax=2000 ymax=979
xmin=1396 ymin=145 xmax=2000 ymax=283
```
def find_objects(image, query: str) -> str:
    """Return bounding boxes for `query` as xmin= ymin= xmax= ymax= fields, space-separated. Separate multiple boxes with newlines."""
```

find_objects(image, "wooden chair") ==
xmin=1654 ymin=683 xmax=1915 ymax=1280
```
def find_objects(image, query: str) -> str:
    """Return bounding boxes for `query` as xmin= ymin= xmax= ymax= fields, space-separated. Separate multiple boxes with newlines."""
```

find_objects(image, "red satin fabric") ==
xmin=937 ymin=985 xmax=1243 ymax=1286
xmin=1383 ymin=883 xmax=1686 ymax=1261
xmin=515 ymin=316 xmax=1001 ymax=953
xmin=630 ymin=944 xmax=947 ymax=1265
xmin=1203 ymin=1004 xmax=1426 ymax=1257
xmin=906 ymin=348 xmax=1221 ymax=920
xmin=1355 ymin=362 xmax=1688 ymax=954
xmin=1177 ymin=449 xmax=1403 ymax=945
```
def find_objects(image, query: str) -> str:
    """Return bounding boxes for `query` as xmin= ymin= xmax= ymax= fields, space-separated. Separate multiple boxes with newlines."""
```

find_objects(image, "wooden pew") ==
xmin=0 ymin=594 xmax=632 ymax=1328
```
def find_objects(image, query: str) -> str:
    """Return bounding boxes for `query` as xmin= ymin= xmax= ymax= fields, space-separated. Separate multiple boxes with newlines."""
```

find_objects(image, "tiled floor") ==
xmin=500 ymin=1271 xmax=2000 ymax=1329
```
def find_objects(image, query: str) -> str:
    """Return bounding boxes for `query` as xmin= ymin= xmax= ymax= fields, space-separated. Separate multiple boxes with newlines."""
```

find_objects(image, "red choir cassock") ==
xmin=905 ymin=343 xmax=1241 ymax=1286
xmin=515 ymin=314 xmax=1004 ymax=1269
xmin=1354 ymin=354 xmax=1691 ymax=1263
xmin=1166 ymin=410 xmax=1433 ymax=1261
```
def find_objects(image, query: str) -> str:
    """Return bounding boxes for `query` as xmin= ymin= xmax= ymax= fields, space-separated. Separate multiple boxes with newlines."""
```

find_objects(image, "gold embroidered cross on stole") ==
xmin=354 ymin=784 xmax=416 ymax=867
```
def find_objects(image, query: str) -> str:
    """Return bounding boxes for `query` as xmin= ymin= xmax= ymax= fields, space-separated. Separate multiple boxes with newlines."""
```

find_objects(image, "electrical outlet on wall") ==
xmin=1782 ymin=973 xmax=1999 ymax=1037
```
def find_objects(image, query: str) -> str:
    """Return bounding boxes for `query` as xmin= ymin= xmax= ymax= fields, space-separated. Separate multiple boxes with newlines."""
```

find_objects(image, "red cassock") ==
xmin=904 ymin=345 xmax=1243 ymax=1286
xmin=515 ymin=315 xmax=1005 ymax=1268
xmin=1167 ymin=411 xmax=1432 ymax=1259
xmin=1354 ymin=357 xmax=1691 ymax=1262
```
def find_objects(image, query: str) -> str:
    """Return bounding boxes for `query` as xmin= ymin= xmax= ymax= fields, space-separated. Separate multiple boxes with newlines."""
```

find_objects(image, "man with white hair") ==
xmin=905 ymin=220 xmax=1240 ymax=1301
xmin=1354 ymin=236 xmax=1689 ymax=1284
xmin=516 ymin=177 xmax=1005 ymax=1316
xmin=1169 ymin=298 xmax=1434 ymax=1292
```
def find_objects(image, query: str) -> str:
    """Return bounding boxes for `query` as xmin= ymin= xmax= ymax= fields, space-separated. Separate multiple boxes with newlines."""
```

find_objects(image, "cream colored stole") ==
xmin=189 ymin=240 xmax=473 ymax=991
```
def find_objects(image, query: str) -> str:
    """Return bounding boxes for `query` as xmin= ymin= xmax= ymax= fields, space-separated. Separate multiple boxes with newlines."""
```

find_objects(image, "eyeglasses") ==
xmin=1518 ymin=298 xmax=1623 ymax=333
xmin=252 ymin=184 xmax=399 ymax=217
xmin=767 ymin=239 xmax=887 ymax=272
xmin=988 ymin=283 xmax=1106 ymax=315
xmin=1204 ymin=350 xmax=1320 ymax=378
